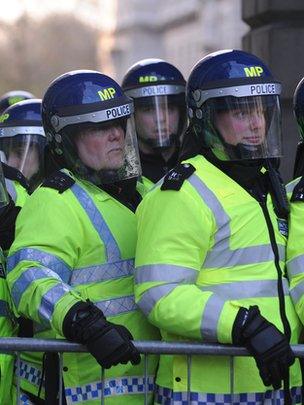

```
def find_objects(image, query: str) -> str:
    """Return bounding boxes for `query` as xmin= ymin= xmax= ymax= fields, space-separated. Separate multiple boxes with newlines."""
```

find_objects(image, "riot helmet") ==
xmin=187 ymin=49 xmax=282 ymax=162
xmin=122 ymin=58 xmax=186 ymax=150
xmin=293 ymin=77 xmax=304 ymax=140
xmin=42 ymin=70 xmax=141 ymax=185
xmin=0 ymin=90 xmax=35 ymax=114
xmin=0 ymin=99 xmax=46 ymax=191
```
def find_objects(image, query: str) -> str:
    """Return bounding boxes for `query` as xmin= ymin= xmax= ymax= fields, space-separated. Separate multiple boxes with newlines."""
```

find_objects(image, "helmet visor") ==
xmin=134 ymin=95 xmax=185 ymax=148
xmin=0 ymin=134 xmax=46 ymax=189
xmin=203 ymin=95 xmax=282 ymax=161
xmin=62 ymin=115 xmax=142 ymax=185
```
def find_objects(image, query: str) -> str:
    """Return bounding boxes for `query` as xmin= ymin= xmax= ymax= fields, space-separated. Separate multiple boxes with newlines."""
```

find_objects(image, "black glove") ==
xmin=62 ymin=301 xmax=141 ymax=369
xmin=0 ymin=195 xmax=20 ymax=251
xmin=232 ymin=306 xmax=295 ymax=389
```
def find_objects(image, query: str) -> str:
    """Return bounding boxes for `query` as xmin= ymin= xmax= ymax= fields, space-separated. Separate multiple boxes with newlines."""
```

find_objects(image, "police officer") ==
xmin=0 ymin=89 xmax=34 ymax=114
xmin=286 ymin=76 xmax=304 ymax=397
xmin=0 ymin=162 xmax=18 ymax=404
xmin=7 ymin=70 xmax=159 ymax=404
xmin=291 ymin=77 xmax=304 ymax=178
xmin=135 ymin=50 xmax=302 ymax=404
xmin=122 ymin=58 xmax=187 ymax=188
xmin=0 ymin=99 xmax=46 ymax=252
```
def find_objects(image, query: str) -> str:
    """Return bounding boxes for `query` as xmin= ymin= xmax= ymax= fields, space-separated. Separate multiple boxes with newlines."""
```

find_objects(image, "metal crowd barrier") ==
xmin=0 ymin=338 xmax=304 ymax=405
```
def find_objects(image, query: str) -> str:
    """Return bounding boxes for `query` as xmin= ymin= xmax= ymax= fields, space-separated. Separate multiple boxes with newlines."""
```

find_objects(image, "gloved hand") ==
xmin=232 ymin=306 xmax=295 ymax=389
xmin=63 ymin=301 xmax=141 ymax=369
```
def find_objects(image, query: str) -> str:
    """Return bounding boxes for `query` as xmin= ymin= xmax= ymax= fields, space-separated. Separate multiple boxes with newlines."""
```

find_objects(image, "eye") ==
xmin=232 ymin=110 xmax=247 ymax=119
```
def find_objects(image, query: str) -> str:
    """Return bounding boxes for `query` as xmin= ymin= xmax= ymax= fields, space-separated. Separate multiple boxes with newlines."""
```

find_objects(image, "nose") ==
xmin=156 ymin=106 xmax=166 ymax=123
xmin=249 ymin=112 xmax=263 ymax=130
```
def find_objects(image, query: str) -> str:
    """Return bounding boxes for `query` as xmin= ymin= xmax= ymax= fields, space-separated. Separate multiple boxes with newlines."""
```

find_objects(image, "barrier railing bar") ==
xmin=2 ymin=339 xmax=304 ymax=357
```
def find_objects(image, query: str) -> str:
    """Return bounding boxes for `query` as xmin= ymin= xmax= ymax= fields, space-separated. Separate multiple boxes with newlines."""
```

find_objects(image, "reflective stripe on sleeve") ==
xmin=137 ymin=283 xmax=179 ymax=316
xmin=287 ymin=255 xmax=304 ymax=278
xmin=95 ymin=295 xmax=137 ymax=317
xmin=71 ymin=259 xmax=134 ymax=286
xmin=7 ymin=248 xmax=71 ymax=283
xmin=11 ymin=267 xmax=64 ymax=307
xmin=38 ymin=283 xmax=71 ymax=324
xmin=135 ymin=264 xmax=198 ymax=284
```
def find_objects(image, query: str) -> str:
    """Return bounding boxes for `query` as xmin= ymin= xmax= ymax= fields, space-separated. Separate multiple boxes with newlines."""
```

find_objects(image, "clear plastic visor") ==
xmin=0 ymin=134 xmax=46 ymax=186
xmin=134 ymin=96 xmax=184 ymax=148
xmin=62 ymin=115 xmax=142 ymax=185
xmin=207 ymin=95 xmax=282 ymax=161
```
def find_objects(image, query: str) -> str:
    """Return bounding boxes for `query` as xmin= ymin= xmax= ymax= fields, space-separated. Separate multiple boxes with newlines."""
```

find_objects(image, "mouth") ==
xmin=243 ymin=136 xmax=262 ymax=144
xmin=108 ymin=147 xmax=123 ymax=154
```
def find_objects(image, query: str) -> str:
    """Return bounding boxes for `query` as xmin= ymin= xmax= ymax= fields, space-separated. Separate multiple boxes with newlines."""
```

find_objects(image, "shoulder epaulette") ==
xmin=290 ymin=176 xmax=304 ymax=202
xmin=42 ymin=170 xmax=75 ymax=194
xmin=161 ymin=163 xmax=196 ymax=191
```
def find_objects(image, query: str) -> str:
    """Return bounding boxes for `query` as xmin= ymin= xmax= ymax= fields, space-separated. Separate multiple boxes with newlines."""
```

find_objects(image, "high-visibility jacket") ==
xmin=140 ymin=176 xmax=154 ymax=191
xmin=135 ymin=155 xmax=302 ymax=404
xmin=0 ymin=248 xmax=18 ymax=405
xmin=7 ymin=170 xmax=160 ymax=405
xmin=286 ymin=177 xmax=304 ymax=329
xmin=5 ymin=178 xmax=29 ymax=208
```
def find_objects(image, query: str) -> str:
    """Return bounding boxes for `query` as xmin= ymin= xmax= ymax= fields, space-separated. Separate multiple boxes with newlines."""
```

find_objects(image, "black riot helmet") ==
xmin=187 ymin=49 xmax=282 ymax=162
xmin=0 ymin=90 xmax=35 ymax=114
xmin=42 ymin=69 xmax=141 ymax=185
xmin=122 ymin=59 xmax=187 ymax=150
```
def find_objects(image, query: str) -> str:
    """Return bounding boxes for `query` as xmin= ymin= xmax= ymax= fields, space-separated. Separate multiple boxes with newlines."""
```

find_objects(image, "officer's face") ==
xmin=75 ymin=124 xmax=125 ymax=170
xmin=135 ymin=102 xmax=179 ymax=142
xmin=214 ymin=106 xmax=266 ymax=146
xmin=7 ymin=143 xmax=40 ymax=180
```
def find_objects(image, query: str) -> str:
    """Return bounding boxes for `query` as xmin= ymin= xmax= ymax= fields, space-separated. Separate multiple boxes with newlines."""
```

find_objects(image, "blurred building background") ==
xmin=100 ymin=0 xmax=248 ymax=81
xmin=0 ymin=0 xmax=247 ymax=95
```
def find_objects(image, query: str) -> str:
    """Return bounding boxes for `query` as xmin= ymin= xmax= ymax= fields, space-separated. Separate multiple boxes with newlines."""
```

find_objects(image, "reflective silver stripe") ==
xmin=0 ymin=126 xmax=45 ymax=138
xmin=135 ymin=264 xmax=198 ymax=284
xmin=38 ymin=283 xmax=71 ymax=324
xmin=287 ymin=255 xmax=304 ymax=278
xmin=71 ymin=183 xmax=121 ymax=262
xmin=193 ymin=82 xmax=281 ymax=107
xmin=200 ymin=294 xmax=225 ymax=341
xmin=286 ymin=178 xmax=300 ymax=194
xmin=203 ymin=243 xmax=285 ymax=268
xmin=188 ymin=174 xmax=280 ymax=269
xmin=65 ymin=375 xmax=155 ymax=401
xmin=71 ymin=259 xmax=134 ymax=286
xmin=5 ymin=178 xmax=17 ymax=203
xmin=95 ymin=295 xmax=137 ymax=317
xmin=138 ymin=283 xmax=178 ymax=316
xmin=200 ymin=278 xmax=289 ymax=300
xmin=290 ymin=280 xmax=304 ymax=305
xmin=200 ymin=279 xmax=289 ymax=341
xmin=11 ymin=266 xmax=64 ymax=307
xmin=52 ymin=102 xmax=134 ymax=132
xmin=7 ymin=248 xmax=71 ymax=282
xmin=125 ymin=84 xmax=185 ymax=99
